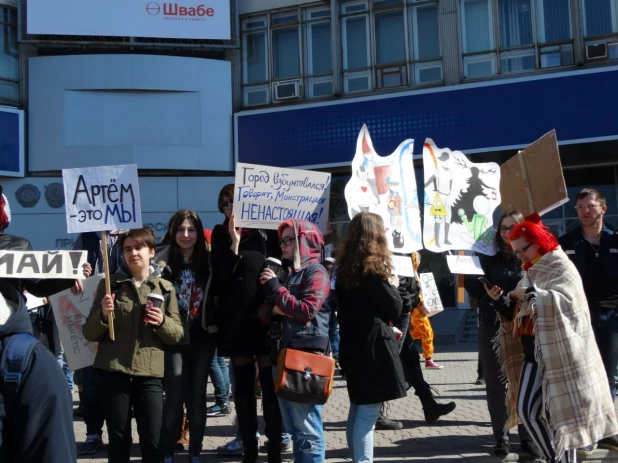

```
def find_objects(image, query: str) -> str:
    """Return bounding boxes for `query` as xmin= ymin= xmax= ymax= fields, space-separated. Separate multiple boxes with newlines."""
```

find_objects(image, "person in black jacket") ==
xmin=211 ymin=184 xmax=282 ymax=463
xmin=558 ymin=189 xmax=618 ymax=404
xmin=335 ymin=212 xmax=406 ymax=463
xmin=0 ymin=280 xmax=77 ymax=463
xmin=464 ymin=210 xmax=541 ymax=459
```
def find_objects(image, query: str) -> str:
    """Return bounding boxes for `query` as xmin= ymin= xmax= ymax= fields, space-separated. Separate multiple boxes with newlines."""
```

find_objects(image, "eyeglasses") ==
xmin=279 ymin=237 xmax=296 ymax=247
xmin=513 ymin=242 xmax=533 ymax=257
xmin=574 ymin=203 xmax=601 ymax=211
xmin=220 ymin=201 xmax=233 ymax=211
xmin=499 ymin=226 xmax=514 ymax=234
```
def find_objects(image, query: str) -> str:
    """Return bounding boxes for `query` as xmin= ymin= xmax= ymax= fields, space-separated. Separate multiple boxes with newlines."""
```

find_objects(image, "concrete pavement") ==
xmin=73 ymin=342 xmax=618 ymax=462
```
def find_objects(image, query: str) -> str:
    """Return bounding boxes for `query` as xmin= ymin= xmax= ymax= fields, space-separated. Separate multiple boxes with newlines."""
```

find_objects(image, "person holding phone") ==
xmin=464 ymin=210 xmax=541 ymax=460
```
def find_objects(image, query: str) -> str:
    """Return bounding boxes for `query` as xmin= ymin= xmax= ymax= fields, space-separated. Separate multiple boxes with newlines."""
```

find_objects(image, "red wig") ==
xmin=507 ymin=221 xmax=559 ymax=257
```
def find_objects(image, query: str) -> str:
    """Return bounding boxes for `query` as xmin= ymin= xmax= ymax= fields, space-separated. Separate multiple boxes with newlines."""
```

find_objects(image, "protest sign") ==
xmin=423 ymin=139 xmax=501 ymax=256
xmin=446 ymin=255 xmax=484 ymax=275
xmin=0 ymin=250 xmax=87 ymax=279
xmin=63 ymin=164 xmax=142 ymax=234
xmin=391 ymin=255 xmax=415 ymax=277
xmin=418 ymin=272 xmax=444 ymax=317
xmin=344 ymin=125 xmax=422 ymax=253
xmin=500 ymin=130 xmax=568 ymax=217
xmin=48 ymin=274 xmax=103 ymax=371
xmin=233 ymin=163 xmax=331 ymax=234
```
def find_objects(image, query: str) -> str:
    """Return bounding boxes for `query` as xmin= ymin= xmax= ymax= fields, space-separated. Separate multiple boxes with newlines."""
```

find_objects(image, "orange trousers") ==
xmin=409 ymin=307 xmax=434 ymax=359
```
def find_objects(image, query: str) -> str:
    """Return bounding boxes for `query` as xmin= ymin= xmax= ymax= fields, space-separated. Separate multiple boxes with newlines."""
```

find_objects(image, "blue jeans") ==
xmin=209 ymin=349 xmax=230 ymax=406
xmin=328 ymin=314 xmax=340 ymax=360
xmin=50 ymin=316 xmax=73 ymax=390
xmin=591 ymin=310 xmax=618 ymax=401
xmin=277 ymin=397 xmax=324 ymax=463
xmin=346 ymin=402 xmax=382 ymax=463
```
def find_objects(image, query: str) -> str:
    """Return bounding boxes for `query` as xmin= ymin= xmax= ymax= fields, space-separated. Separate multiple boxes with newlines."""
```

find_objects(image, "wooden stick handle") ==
xmin=101 ymin=231 xmax=115 ymax=341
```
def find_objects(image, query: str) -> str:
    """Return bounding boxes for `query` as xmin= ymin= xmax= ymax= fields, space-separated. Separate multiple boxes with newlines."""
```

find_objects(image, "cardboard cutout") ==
xmin=344 ymin=125 xmax=422 ymax=253
xmin=500 ymin=130 xmax=568 ymax=217
xmin=423 ymin=139 xmax=501 ymax=255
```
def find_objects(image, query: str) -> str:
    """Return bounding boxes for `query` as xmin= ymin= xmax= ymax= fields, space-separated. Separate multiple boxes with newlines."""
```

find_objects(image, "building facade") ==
xmin=235 ymin=0 xmax=618 ymax=311
xmin=1 ymin=0 xmax=618 ymax=320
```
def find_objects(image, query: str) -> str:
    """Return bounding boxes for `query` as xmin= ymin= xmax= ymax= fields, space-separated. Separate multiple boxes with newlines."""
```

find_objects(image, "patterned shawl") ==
xmin=497 ymin=248 xmax=618 ymax=457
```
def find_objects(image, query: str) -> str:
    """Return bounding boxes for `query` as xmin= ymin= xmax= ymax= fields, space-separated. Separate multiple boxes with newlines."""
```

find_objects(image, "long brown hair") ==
xmin=336 ymin=212 xmax=392 ymax=290
xmin=167 ymin=209 xmax=208 ymax=280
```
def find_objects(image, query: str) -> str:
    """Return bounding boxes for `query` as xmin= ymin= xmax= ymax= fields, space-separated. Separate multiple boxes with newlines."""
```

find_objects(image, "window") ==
xmin=241 ymin=7 xmax=332 ymax=106
xmin=461 ymin=0 xmax=572 ymax=77
xmin=340 ymin=0 xmax=443 ymax=94
xmin=582 ymin=0 xmax=618 ymax=61
xmin=0 ymin=7 xmax=18 ymax=105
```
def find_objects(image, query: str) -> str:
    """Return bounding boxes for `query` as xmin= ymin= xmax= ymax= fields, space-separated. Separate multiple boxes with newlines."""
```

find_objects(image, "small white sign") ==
xmin=25 ymin=293 xmax=46 ymax=310
xmin=446 ymin=255 xmax=484 ymax=275
xmin=49 ymin=274 xmax=103 ymax=371
xmin=63 ymin=164 xmax=142 ymax=234
xmin=391 ymin=255 xmax=415 ymax=277
xmin=233 ymin=163 xmax=331 ymax=234
xmin=0 ymin=250 xmax=87 ymax=279
xmin=418 ymin=272 xmax=444 ymax=317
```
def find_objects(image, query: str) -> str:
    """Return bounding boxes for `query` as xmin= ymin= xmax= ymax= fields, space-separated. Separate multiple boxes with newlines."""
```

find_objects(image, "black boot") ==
xmin=375 ymin=402 xmax=403 ymax=430
xmin=233 ymin=364 xmax=259 ymax=463
xmin=259 ymin=367 xmax=282 ymax=463
xmin=418 ymin=388 xmax=456 ymax=424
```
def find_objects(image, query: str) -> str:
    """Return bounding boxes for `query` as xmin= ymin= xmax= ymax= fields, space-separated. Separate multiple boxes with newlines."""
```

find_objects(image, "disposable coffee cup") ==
xmin=144 ymin=293 xmax=165 ymax=324
xmin=266 ymin=257 xmax=287 ymax=284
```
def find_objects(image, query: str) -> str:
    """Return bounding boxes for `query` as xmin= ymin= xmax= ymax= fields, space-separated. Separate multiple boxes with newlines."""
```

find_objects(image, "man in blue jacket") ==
xmin=0 ymin=281 xmax=77 ymax=463
xmin=559 ymin=188 xmax=618 ymax=451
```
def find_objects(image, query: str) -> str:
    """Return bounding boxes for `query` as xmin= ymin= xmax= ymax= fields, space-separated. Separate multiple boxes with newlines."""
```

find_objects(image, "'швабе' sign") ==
xmin=63 ymin=165 xmax=142 ymax=234
xmin=234 ymin=163 xmax=331 ymax=234
xmin=0 ymin=250 xmax=87 ymax=279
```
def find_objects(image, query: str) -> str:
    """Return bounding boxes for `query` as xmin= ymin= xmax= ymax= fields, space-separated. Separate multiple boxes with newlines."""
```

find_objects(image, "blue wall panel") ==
xmin=0 ymin=109 xmax=23 ymax=177
xmin=237 ymin=68 xmax=618 ymax=168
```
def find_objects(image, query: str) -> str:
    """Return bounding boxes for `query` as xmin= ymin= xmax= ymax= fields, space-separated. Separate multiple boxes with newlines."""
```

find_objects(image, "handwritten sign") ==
xmin=63 ymin=164 xmax=142 ymax=233
xmin=446 ymin=255 xmax=484 ymax=275
xmin=48 ymin=274 xmax=103 ymax=371
xmin=392 ymin=255 xmax=415 ymax=277
xmin=234 ymin=162 xmax=331 ymax=233
xmin=0 ymin=250 xmax=87 ymax=279
xmin=419 ymin=272 xmax=444 ymax=317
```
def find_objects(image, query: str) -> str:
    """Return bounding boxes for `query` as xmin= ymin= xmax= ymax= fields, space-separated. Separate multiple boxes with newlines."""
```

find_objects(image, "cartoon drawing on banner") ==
xmin=344 ymin=125 xmax=422 ymax=253
xmin=423 ymin=139 xmax=500 ymax=255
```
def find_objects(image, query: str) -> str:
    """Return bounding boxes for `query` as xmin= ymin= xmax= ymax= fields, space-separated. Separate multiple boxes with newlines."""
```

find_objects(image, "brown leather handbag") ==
xmin=275 ymin=347 xmax=335 ymax=405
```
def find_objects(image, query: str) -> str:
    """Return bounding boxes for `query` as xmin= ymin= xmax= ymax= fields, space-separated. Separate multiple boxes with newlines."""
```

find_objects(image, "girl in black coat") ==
xmin=211 ymin=184 xmax=283 ymax=463
xmin=335 ymin=212 xmax=406 ymax=463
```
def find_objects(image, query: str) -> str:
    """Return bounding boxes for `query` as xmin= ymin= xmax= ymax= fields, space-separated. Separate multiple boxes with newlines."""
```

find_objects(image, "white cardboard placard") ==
xmin=233 ymin=163 xmax=331 ymax=234
xmin=63 ymin=164 xmax=142 ymax=234
xmin=0 ymin=250 xmax=87 ymax=279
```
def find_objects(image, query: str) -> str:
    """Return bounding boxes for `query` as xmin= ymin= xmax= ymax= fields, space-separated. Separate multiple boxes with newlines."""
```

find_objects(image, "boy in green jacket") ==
xmin=83 ymin=227 xmax=183 ymax=463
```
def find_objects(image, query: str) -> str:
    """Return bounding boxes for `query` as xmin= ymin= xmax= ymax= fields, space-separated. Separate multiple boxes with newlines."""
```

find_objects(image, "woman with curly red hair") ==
xmin=493 ymin=218 xmax=618 ymax=463
xmin=335 ymin=212 xmax=406 ymax=463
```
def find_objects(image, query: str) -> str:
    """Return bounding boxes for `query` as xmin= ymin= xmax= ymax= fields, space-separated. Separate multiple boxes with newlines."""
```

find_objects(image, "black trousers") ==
xmin=400 ymin=328 xmax=431 ymax=395
xmin=161 ymin=341 xmax=215 ymax=457
xmin=96 ymin=369 xmax=164 ymax=463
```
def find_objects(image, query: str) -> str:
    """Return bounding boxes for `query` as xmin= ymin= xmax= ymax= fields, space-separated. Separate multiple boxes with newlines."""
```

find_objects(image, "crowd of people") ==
xmin=1 ymin=184 xmax=618 ymax=463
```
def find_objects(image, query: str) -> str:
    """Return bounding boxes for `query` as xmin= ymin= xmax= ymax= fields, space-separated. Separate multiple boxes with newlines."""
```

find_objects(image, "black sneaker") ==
xmin=475 ymin=375 xmax=485 ymax=385
xmin=73 ymin=404 xmax=83 ymax=417
xmin=494 ymin=439 xmax=510 ymax=456
xmin=599 ymin=435 xmax=618 ymax=451
xmin=78 ymin=434 xmax=103 ymax=455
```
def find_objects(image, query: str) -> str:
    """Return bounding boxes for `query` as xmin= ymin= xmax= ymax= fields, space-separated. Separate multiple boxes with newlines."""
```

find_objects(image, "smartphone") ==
xmin=478 ymin=277 xmax=494 ymax=288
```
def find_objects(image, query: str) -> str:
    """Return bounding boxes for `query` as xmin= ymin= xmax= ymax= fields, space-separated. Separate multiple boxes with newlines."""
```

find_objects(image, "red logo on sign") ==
xmin=146 ymin=2 xmax=161 ymax=15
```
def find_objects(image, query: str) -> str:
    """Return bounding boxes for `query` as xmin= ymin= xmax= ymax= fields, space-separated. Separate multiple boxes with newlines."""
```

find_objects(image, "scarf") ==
xmin=497 ymin=248 xmax=618 ymax=456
